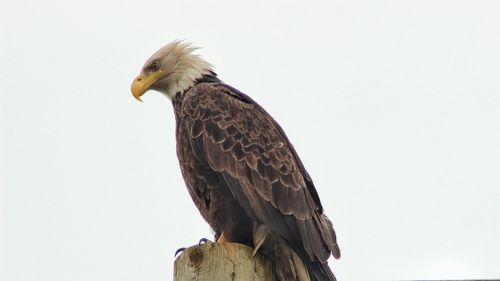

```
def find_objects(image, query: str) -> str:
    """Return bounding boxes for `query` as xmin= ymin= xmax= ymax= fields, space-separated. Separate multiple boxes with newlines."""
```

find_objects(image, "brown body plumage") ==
xmin=131 ymin=41 xmax=340 ymax=281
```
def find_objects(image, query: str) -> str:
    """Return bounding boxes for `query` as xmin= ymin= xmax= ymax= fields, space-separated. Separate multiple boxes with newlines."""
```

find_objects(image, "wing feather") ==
xmin=181 ymin=82 xmax=340 ymax=262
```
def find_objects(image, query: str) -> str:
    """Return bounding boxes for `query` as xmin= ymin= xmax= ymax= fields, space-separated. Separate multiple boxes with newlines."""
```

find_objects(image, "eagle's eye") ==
xmin=149 ymin=60 xmax=161 ymax=71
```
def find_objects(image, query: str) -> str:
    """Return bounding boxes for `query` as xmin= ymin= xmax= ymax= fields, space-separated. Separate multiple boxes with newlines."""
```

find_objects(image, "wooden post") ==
xmin=173 ymin=241 xmax=274 ymax=281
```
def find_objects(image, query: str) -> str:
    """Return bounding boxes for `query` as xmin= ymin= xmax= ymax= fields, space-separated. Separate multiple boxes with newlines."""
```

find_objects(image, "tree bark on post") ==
xmin=174 ymin=241 xmax=274 ymax=281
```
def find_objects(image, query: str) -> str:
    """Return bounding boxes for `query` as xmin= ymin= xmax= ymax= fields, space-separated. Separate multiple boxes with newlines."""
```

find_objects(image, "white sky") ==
xmin=1 ymin=1 xmax=499 ymax=280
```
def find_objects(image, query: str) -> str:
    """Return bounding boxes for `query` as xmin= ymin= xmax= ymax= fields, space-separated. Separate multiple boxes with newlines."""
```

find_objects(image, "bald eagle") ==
xmin=131 ymin=41 xmax=340 ymax=281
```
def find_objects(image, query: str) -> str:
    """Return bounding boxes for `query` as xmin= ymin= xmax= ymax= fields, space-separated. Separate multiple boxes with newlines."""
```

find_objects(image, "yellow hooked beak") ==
xmin=131 ymin=71 xmax=162 ymax=102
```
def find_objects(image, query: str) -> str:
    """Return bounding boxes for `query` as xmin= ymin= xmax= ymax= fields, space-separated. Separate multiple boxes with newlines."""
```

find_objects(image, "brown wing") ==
xmin=181 ymin=82 xmax=340 ymax=262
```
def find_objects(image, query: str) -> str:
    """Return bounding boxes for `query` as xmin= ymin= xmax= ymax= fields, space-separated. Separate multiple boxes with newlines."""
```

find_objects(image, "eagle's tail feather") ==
xmin=253 ymin=223 xmax=336 ymax=281
xmin=305 ymin=259 xmax=337 ymax=281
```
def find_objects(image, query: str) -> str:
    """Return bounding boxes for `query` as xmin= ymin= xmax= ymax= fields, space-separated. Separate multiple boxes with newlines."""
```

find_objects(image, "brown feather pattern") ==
xmin=173 ymin=79 xmax=340 ymax=281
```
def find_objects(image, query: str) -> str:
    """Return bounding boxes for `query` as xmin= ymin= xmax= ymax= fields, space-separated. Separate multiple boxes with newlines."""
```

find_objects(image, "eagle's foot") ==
xmin=198 ymin=238 xmax=212 ymax=245
xmin=175 ymin=238 xmax=212 ymax=257
xmin=174 ymin=247 xmax=186 ymax=257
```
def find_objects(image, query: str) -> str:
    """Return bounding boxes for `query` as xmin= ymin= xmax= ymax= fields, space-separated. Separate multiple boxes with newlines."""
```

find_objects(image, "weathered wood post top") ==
xmin=174 ymin=241 xmax=274 ymax=281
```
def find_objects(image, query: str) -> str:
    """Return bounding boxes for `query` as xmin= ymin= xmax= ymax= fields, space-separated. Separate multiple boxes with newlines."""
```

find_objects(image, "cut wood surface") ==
xmin=174 ymin=241 xmax=274 ymax=281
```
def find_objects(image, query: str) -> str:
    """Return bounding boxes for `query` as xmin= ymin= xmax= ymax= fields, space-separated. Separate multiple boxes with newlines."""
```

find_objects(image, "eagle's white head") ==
xmin=131 ymin=40 xmax=213 ymax=101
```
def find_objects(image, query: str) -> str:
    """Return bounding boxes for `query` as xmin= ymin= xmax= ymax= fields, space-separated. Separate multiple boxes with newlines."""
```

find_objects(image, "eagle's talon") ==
xmin=174 ymin=247 xmax=186 ymax=257
xmin=198 ymin=238 xmax=210 ymax=245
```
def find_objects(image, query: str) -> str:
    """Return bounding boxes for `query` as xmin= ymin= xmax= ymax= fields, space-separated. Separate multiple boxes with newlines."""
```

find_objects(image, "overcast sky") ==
xmin=1 ymin=1 xmax=499 ymax=280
